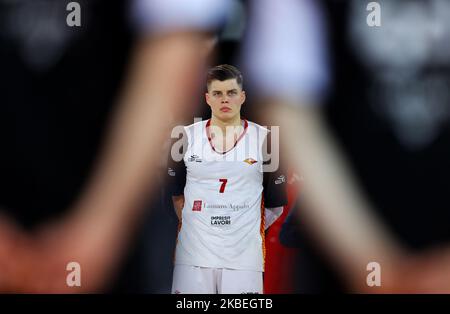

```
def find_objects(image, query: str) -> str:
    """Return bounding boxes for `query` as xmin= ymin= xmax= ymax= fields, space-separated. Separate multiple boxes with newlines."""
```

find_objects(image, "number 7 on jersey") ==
xmin=219 ymin=179 xmax=228 ymax=193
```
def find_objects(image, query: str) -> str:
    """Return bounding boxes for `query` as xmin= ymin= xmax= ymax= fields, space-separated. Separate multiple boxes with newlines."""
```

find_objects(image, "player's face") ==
xmin=205 ymin=79 xmax=245 ymax=122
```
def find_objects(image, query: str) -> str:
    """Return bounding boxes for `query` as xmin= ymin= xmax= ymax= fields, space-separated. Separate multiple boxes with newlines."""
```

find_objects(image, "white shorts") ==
xmin=171 ymin=264 xmax=263 ymax=294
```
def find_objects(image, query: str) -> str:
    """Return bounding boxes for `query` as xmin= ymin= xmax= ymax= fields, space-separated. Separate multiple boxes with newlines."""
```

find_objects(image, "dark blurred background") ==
xmin=2 ymin=0 xmax=450 ymax=293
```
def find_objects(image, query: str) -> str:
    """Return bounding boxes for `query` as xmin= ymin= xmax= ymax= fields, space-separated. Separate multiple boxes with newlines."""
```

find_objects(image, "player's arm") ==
xmin=245 ymin=0 xmax=404 ymax=292
xmin=245 ymin=0 xmax=450 ymax=293
xmin=262 ymin=132 xmax=288 ymax=230
xmin=0 ymin=0 xmax=229 ymax=293
xmin=264 ymin=102 xmax=408 ymax=292
xmin=0 ymin=33 xmax=212 ymax=293
xmin=264 ymin=207 xmax=284 ymax=230
xmin=167 ymin=129 xmax=188 ymax=222
xmin=172 ymin=195 xmax=185 ymax=221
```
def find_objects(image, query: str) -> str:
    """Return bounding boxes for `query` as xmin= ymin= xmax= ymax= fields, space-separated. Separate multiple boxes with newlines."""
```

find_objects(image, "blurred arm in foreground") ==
xmin=243 ymin=0 xmax=450 ymax=293
xmin=0 ymin=0 xmax=228 ymax=293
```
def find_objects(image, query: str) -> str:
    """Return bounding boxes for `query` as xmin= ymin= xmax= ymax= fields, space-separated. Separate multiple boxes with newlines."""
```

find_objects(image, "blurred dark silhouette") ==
xmin=0 ymin=0 xmax=228 ymax=292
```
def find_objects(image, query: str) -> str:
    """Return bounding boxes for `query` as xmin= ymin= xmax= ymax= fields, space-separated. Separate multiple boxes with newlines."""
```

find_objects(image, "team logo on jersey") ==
xmin=168 ymin=168 xmax=176 ymax=177
xmin=229 ymin=203 xmax=250 ymax=211
xmin=188 ymin=154 xmax=202 ymax=163
xmin=243 ymin=158 xmax=257 ymax=165
xmin=192 ymin=200 xmax=202 ymax=211
xmin=275 ymin=175 xmax=286 ymax=185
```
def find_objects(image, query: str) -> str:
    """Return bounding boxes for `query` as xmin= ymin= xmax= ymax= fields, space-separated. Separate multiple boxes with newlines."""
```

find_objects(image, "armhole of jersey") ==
xmin=260 ymin=197 xmax=266 ymax=271
xmin=173 ymin=128 xmax=188 ymax=264
xmin=260 ymin=127 xmax=271 ymax=173
xmin=183 ymin=126 xmax=192 ymax=160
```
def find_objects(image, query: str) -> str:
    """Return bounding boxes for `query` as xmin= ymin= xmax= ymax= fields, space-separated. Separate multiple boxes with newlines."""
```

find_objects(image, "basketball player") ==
xmin=167 ymin=64 xmax=287 ymax=294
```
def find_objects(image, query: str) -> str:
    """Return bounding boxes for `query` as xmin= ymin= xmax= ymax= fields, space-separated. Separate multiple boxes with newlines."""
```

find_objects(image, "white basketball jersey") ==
xmin=174 ymin=119 xmax=269 ymax=272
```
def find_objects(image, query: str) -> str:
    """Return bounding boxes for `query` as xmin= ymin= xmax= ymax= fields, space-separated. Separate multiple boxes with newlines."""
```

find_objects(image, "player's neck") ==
xmin=210 ymin=115 xmax=242 ymax=135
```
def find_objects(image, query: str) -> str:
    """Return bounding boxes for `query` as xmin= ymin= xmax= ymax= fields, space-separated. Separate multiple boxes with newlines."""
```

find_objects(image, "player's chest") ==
xmin=184 ymin=140 xmax=262 ymax=180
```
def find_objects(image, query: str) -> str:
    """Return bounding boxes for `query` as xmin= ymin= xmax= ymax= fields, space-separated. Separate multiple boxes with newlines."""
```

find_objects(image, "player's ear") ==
xmin=240 ymin=90 xmax=246 ymax=104
xmin=205 ymin=93 xmax=212 ymax=107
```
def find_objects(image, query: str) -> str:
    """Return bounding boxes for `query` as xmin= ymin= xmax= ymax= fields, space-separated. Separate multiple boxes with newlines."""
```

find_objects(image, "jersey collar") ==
xmin=205 ymin=118 xmax=248 ymax=155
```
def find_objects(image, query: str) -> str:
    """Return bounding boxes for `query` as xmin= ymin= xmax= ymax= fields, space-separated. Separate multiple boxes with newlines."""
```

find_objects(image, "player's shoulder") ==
xmin=183 ymin=119 xmax=207 ymax=143
xmin=183 ymin=119 xmax=207 ymax=135
xmin=246 ymin=120 xmax=270 ymax=136
xmin=184 ymin=119 xmax=207 ymax=131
